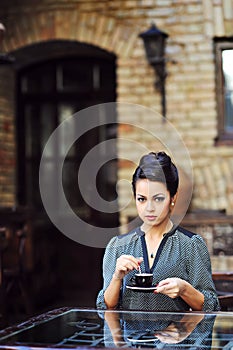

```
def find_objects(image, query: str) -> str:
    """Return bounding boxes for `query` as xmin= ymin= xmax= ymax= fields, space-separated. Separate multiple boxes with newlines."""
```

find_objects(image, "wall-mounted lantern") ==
xmin=0 ymin=22 xmax=14 ymax=64
xmin=139 ymin=23 xmax=168 ymax=119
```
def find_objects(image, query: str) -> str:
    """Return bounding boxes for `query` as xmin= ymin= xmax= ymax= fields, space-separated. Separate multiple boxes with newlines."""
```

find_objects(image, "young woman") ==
xmin=96 ymin=151 xmax=220 ymax=311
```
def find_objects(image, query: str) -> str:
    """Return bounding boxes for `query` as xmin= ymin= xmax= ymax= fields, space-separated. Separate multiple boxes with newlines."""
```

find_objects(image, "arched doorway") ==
xmin=14 ymin=41 xmax=118 ymax=309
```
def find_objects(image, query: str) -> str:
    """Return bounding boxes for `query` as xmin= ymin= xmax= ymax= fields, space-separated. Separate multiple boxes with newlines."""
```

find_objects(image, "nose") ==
xmin=146 ymin=200 xmax=155 ymax=212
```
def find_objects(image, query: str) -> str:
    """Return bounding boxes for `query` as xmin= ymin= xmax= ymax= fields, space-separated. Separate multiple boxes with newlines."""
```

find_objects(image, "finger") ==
xmin=118 ymin=255 xmax=143 ymax=272
xmin=124 ymin=257 xmax=141 ymax=270
xmin=120 ymin=255 xmax=138 ymax=265
xmin=156 ymin=283 xmax=173 ymax=294
xmin=158 ymin=285 xmax=168 ymax=293
xmin=137 ymin=257 xmax=143 ymax=263
xmin=125 ymin=262 xmax=136 ymax=271
xmin=115 ymin=265 xmax=125 ymax=274
xmin=157 ymin=279 xmax=170 ymax=288
xmin=116 ymin=261 xmax=136 ymax=273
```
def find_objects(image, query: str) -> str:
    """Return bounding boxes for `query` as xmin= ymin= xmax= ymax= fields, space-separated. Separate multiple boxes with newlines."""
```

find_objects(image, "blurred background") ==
xmin=0 ymin=0 xmax=233 ymax=328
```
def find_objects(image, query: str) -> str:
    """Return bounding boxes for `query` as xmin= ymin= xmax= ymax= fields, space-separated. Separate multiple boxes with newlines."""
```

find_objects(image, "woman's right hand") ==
xmin=105 ymin=255 xmax=143 ymax=309
xmin=113 ymin=255 xmax=143 ymax=280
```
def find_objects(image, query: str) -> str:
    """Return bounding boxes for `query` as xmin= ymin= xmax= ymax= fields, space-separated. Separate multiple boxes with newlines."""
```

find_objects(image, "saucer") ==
xmin=127 ymin=336 xmax=157 ymax=343
xmin=126 ymin=284 xmax=157 ymax=292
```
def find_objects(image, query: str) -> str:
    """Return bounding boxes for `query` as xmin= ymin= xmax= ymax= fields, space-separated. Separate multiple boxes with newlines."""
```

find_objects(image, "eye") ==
xmin=136 ymin=197 xmax=145 ymax=202
xmin=154 ymin=196 xmax=165 ymax=202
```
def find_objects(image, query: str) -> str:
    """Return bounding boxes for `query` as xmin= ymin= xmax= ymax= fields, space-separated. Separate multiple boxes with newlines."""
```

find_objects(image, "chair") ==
xmin=3 ymin=223 xmax=33 ymax=316
xmin=212 ymin=272 xmax=233 ymax=311
xmin=0 ymin=207 xmax=33 ymax=325
xmin=218 ymin=295 xmax=233 ymax=311
xmin=0 ymin=227 xmax=8 ymax=327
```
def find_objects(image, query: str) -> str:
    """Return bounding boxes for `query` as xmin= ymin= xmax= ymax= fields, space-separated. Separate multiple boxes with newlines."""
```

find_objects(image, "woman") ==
xmin=96 ymin=151 xmax=220 ymax=311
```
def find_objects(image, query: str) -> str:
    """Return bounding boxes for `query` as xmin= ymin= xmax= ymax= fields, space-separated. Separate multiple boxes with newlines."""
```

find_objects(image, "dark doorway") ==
xmin=15 ymin=41 xmax=118 ymax=311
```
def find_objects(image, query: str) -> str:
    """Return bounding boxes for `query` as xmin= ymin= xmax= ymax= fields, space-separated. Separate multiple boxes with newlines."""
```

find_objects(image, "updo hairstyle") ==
xmin=132 ymin=151 xmax=179 ymax=197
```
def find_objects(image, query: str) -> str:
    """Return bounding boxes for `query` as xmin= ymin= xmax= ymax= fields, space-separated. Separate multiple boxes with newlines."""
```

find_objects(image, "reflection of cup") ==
xmin=135 ymin=273 xmax=153 ymax=287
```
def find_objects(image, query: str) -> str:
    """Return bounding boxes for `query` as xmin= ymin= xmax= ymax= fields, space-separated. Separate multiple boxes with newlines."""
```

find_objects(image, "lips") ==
xmin=145 ymin=216 xmax=157 ymax=220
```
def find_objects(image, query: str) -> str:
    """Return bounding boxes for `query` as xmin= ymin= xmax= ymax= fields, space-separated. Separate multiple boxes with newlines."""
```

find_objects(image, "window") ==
xmin=214 ymin=38 xmax=233 ymax=145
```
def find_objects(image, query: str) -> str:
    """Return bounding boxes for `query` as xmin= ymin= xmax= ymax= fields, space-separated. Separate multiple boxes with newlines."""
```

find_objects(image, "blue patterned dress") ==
xmin=96 ymin=226 xmax=220 ymax=311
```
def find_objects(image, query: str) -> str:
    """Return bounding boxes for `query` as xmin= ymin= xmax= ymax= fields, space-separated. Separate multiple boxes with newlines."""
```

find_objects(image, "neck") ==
xmin=142 ymin=218 xmax=173 ymax=238
xmin=143 ymin=219 xmax=174 ymax=263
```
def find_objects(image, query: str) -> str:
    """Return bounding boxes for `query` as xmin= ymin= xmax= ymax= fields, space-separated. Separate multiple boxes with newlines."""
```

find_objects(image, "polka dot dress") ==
xmin=96 ymin=226 xmax=220 ymax=312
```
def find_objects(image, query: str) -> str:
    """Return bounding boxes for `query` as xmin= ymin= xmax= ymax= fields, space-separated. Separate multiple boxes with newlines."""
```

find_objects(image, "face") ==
xmin=135 ymin=179 xmax=173 ymax=230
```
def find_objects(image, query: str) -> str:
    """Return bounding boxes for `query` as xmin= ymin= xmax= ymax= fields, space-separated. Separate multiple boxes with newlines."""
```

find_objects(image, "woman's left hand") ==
xmin=155 ymin=278 xmax=186 ymax=299
xmin=155 ymin=277 xmax=205 ymax=311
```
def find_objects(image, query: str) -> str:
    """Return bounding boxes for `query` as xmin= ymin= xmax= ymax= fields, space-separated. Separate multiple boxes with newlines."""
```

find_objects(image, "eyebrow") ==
xmin=136 ymin=193 xmax=165 ymax=197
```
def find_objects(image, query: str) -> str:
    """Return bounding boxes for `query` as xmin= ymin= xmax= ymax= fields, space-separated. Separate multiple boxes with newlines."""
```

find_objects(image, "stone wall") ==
xmin=0 ymin=0 xmax=233 ymax=248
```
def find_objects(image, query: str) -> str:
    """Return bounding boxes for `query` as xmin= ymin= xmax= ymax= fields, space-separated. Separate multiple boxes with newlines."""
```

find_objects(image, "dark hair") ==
xmin=132 ymin=151 xmax=179 ymax=197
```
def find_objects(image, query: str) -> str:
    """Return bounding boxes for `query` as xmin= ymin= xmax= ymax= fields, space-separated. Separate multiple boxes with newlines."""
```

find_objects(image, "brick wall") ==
xmin=0 ymin=65 xmax=15 ymax=206
xmin=0 ymin=0 xmax=233 ymax=248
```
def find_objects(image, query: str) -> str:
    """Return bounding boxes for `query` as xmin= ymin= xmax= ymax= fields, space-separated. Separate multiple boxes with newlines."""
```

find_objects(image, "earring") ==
xmin=171 ymin=202 xmax=175 ymax=206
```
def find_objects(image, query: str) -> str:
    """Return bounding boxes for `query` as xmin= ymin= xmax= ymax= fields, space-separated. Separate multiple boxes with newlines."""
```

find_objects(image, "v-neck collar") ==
xmin=138 ymin=226 xmax=177 ymax=273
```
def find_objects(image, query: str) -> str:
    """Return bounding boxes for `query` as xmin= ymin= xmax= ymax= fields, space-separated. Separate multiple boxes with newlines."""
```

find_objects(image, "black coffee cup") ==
xmin=135 ymin=273 xmax=153 ymax=287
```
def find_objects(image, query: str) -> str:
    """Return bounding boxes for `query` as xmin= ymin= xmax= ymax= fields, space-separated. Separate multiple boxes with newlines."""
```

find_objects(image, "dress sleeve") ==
xmin=188 ymin=235 xmax=220 ymax=311
xmin=96 ymin=236 xmax=122 ymax=309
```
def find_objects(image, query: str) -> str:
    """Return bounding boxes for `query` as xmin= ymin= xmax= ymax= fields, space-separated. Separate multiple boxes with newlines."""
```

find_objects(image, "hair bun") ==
xmin=139 ymin=151 xmax=171 ymax=168
xmin=153 ymin=151 xmax=171 ymax=167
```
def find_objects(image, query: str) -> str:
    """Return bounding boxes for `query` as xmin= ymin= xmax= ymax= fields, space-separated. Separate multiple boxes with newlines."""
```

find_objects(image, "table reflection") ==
xmin=0 ymin=308 xmax=232 ymax=349
xmin=104 ymin=311 xmax=215 ymax=349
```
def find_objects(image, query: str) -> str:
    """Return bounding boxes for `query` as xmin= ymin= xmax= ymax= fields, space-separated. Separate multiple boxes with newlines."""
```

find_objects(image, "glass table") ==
xmin=0 ymin=307 xmax=232 ymax=349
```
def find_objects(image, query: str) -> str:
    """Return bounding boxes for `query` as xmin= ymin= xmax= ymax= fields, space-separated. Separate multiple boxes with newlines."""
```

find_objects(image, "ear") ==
xmin=170 ymin=193 xmax=178 ymax=208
